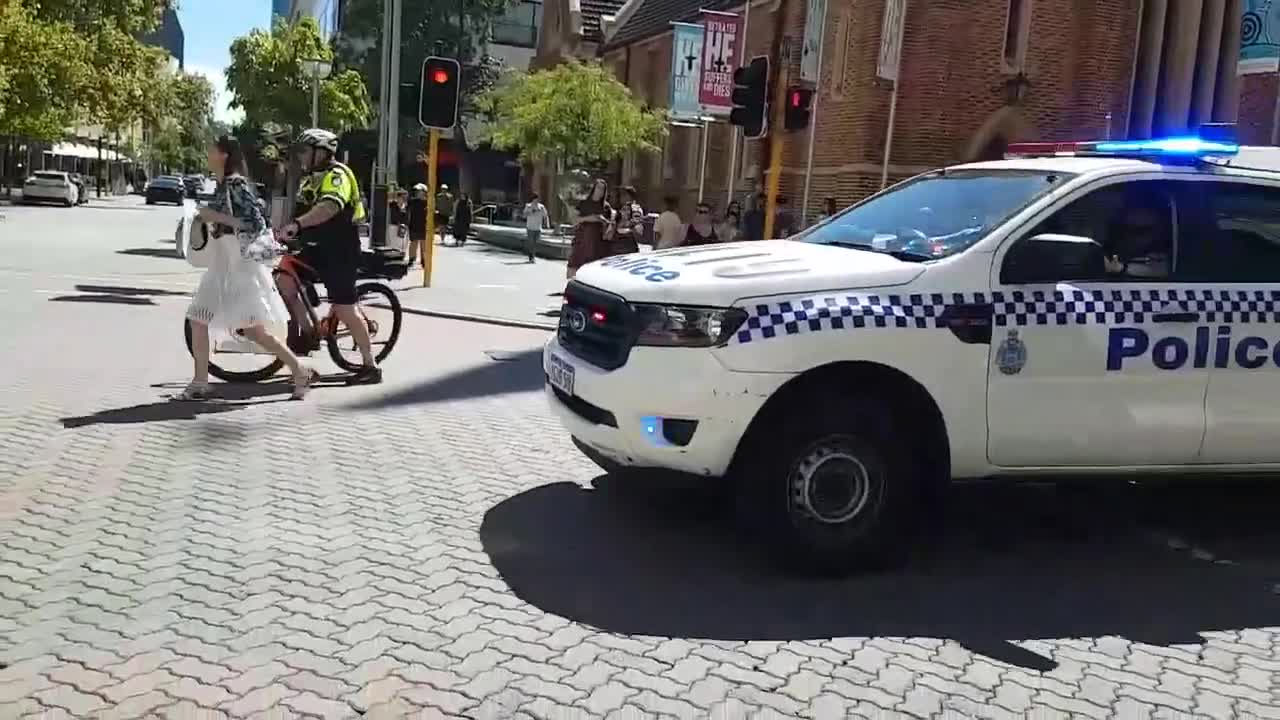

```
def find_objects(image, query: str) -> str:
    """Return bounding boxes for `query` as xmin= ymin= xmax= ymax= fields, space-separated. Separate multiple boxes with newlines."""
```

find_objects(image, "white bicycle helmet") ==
xmin=296 ymin=128 xmax=339 ymax=152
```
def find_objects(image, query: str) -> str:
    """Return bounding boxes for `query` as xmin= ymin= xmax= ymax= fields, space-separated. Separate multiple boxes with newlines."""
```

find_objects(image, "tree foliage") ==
xmin=0 ymin=0 xmax=176 ymax=140
xmin=226 ymin=17 xmax=371 ymax=134
xmin=335 ymin=0 xmax=511 ymax=117
xmin=478 ymin=61 xmax=667 ymax=167
xmin=0 ymin=3 xmax=89 ymax=138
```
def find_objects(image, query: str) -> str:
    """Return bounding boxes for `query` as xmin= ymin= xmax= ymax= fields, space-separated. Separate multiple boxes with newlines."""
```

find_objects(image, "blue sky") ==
xmin=178 ymin=2 xmax=272 ymax=125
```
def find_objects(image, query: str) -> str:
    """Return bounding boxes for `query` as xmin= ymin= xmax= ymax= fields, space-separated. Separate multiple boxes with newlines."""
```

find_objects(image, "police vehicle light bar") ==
xmin=1005 ymin=124 xmax=1239 ymax=160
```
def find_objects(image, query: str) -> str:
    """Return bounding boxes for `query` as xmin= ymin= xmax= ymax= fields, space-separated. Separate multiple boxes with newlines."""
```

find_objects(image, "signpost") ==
xmin=878 ymin=0 xmax=907 ymax=189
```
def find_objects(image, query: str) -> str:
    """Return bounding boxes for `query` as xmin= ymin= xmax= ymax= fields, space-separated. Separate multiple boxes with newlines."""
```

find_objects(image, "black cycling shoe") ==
xmin=345 ymin=365 xmax=383 ymax=386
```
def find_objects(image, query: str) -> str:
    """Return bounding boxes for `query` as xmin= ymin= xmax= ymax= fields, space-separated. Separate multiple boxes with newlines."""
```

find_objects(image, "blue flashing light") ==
xmin=640 ymin=416 xmax=672 ymax=447
xmin=1092 ymin=137 xmax=1238 ymax=157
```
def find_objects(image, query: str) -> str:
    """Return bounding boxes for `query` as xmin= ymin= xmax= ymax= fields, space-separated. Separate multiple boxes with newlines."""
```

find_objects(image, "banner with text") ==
xmin=800 ymin=0 xmax=827 ymax=82
xmin=699 ymin=10 xmax=741 ymax=115
xmin=671 ymin=22 xmax=706 ymax=120
xmin=1242 ymin=0 xmax=1280 ymax=73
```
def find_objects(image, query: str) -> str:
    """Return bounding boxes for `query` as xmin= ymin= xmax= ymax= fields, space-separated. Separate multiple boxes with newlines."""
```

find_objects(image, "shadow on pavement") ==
xmin=480 ymin=476 xmax=1280 ymax=666
xmin=75 ymin=284 xmax=189 ymax=297
xmin=118 ymin=248 xmax=180 ymax=258
xmin=49 ymin=294 xmax=155 ymax=305
xmin=345 ymin=348 xmax=543 ymax=409
xmin=63 ymin=384 xmax=296 ymax=427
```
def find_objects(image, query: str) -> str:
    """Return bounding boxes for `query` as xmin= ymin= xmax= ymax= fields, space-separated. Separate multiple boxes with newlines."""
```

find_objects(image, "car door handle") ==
xmin=1153 ymin=311 xmax=1199 ymax=323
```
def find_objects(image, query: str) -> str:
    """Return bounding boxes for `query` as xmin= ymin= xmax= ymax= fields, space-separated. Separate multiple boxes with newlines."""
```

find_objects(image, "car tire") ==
xmin=737 ymin=392 xmax=918 ymax=575
xmin=146 ymin=199 xmax=155 ymax=205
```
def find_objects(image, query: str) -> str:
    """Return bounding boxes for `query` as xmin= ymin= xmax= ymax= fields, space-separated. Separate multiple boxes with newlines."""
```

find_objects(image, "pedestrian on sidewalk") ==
xmin=610 ymin=185 xmax=643 ymax=255
xmin=436 ymin=183 xmax=455 ymax=245
xmin=743 ymin=192 xmax=766 ymax=241
xmin=682 ymin=201 xmax=720 ymax=246
xmin=653 ymin=195 xmax=683 ymax=250
xmin=182 ymin=135 xmax=313 ymax=401
xmin=523 ymin=192 xmax=550 ymax=262
xmin=453 ymin=192 xmax=473 ymax=247
xmin=566 ymin=177 xmax=612 ymax=280
xmin=406 ymin=184 xmax=427 ymax=266
xmin=775 ymin=196 xmax=798 ymax=238
xmin=718 ymin=204 xmax=742 ymax=243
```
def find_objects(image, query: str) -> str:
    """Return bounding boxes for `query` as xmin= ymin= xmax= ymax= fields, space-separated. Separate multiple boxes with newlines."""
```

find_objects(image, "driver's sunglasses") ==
xmin=696 ymin=208 xmax=711 ymax=215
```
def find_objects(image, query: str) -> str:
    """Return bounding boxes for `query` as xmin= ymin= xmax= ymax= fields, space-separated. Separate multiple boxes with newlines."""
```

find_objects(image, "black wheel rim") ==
xmin=788 ymin=441 xmax=872 ymax=526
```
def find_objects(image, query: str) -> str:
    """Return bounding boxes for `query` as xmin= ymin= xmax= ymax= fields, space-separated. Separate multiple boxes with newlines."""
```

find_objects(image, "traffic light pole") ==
xmin=423 ymin=129 xmax=439 ymax=287
xmin=725 ymin=0 xmax=751 ymax=207
xmin=799 ymin=0 xmax=828 ymax=225
xmin=762 ymin=62 xmax=789 ymax=241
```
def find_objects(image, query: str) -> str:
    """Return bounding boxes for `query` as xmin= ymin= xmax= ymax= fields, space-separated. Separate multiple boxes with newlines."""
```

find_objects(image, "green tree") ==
xmin=478 ymin=61 xmax=667 ymax=167
xmin=336 ymin=0 xmax=512 ymax=116
xmin=226 ymin=17 xmax=371 ymax=134
xmin=0 ymin=3 xmax=89 ymax=139
xmin=27 ymin=0 xmax=172 ymax=134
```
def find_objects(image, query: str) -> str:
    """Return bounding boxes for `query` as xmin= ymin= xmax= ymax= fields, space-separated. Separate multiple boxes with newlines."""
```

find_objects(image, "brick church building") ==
xmin=533 ymin=0 xmax=1246 ymax=224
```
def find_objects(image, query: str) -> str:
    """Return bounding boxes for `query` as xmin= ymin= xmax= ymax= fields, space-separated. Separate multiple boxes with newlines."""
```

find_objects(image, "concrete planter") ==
xmin=472 ymin=223 xmax=572 ymax=260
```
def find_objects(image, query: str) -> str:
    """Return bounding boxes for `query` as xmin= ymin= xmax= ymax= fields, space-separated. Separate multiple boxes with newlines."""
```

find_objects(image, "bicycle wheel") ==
xmin=326 ymin=282 xmax=403 ymax=372
xmin=185 ymin=318 xmax=283 ymax=383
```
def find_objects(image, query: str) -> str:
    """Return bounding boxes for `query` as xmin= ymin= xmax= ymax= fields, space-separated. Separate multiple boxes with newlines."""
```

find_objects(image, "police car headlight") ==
xmin=632 ymin=305 xmax=747 ymax=347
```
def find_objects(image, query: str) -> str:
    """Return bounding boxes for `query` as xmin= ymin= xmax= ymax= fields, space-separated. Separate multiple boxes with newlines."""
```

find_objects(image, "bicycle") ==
xmin=184 ymin=249 xmax=405 ymax=383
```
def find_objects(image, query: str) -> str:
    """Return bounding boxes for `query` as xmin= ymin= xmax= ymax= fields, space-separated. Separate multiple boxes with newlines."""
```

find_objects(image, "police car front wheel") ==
xmin=741 ymin=400 xmax=915 ymax=574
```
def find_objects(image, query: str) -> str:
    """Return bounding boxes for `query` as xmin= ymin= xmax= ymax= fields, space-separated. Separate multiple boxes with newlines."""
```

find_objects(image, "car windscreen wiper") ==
xmin=887 ymin=249 xmax=935 ymax=262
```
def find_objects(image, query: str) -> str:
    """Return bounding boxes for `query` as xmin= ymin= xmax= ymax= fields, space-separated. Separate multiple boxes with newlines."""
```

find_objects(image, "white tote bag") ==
xmin=183 ymin=209 xmax=213 ymax=268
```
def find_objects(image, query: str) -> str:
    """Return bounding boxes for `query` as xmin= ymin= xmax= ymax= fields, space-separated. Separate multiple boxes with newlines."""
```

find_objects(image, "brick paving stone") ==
xmin=99 ymin=690 xmax=174 ymax=720
xmin=3 ymin=240 xmax=1280 ymax=720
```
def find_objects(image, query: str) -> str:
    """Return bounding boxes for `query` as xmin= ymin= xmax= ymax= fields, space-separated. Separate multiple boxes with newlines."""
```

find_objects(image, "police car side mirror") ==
xmin=1001 ymin=233 xmax=1106 ymax=284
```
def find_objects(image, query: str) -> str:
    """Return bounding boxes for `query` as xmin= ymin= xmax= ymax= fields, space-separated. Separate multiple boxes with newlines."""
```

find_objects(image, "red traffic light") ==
xmin=431 ymin=69 xmax=450 ymax=84
xmin=790 ymin=90 xmax=802 ymax=107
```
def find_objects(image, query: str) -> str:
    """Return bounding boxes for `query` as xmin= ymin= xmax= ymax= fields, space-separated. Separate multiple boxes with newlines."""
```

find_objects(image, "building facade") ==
xmin=598 ymin=0 xmax=1151 ymax=223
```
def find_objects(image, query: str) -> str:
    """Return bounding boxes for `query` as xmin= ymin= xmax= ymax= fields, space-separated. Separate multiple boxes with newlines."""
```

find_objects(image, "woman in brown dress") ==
xmin=567 ymin=177 xmax=613 ymax=279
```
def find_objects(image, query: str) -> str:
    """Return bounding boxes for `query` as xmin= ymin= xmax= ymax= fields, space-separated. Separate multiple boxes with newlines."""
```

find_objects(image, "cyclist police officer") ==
xmin=276 ymin=128 xmax=382 ymax=385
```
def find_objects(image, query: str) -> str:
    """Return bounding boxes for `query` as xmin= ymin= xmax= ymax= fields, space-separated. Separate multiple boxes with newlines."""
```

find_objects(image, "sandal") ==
xmin=175 ymin=382 xmax=212 ymax=401
xmin=345 ymin=365 xmax=383 ymax=386
xmin=291 ymin=368 xmax=320 ymax=400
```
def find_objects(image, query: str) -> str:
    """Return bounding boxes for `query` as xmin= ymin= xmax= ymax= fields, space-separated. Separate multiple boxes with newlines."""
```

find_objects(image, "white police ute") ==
xmin=544 ymin=124 xmax=1280 ymax=572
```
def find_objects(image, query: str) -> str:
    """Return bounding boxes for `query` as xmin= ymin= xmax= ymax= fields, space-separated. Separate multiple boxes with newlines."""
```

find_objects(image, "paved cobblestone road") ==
xmin=3 ymin=199 xmax=1280 ymax=719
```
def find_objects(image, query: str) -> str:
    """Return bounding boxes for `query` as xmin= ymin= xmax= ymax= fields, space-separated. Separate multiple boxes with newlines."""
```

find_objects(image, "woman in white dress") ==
xmin=181 ymin=135 xmax=314 ymax=401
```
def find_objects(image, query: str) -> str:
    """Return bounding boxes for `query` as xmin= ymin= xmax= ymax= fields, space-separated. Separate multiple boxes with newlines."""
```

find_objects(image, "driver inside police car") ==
xmin=1103 ymin=204 xmax=1171 ymax=279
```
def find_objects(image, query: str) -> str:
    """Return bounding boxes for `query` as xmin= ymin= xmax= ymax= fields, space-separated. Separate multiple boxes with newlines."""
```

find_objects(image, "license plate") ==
xmin=548 ymin=352 xmax=575 ymax=396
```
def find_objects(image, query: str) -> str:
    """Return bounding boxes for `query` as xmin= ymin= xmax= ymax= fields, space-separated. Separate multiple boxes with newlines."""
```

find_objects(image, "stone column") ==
xmin=1154 ymin=0 xmax=1203 ymax=136
xmin=1191 ymin=0 xmax=1226 ymax=128
xmin=1130 ymin=0 xmax=1168 ymax=139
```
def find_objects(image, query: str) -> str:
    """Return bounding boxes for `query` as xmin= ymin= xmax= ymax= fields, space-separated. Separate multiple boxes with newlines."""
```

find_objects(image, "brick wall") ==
xmin=780 ymin=0 xmax=1141 ymax=224
xmin=601 ymin=0 xmax=1139 ymax=227
xmin=1239 ymin=73 xmax=1278 ymax=145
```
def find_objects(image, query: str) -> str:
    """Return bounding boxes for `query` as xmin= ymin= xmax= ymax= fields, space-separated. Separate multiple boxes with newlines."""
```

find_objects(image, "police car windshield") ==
xmin=795 ymin=169 xmax=1073 ymax=260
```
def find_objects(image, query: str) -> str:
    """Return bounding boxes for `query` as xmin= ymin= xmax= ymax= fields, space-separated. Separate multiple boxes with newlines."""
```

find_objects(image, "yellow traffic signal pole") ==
xmin=762 ymin=60 xmax=789 ymax=241
xmin=423 ymin=129 xmax=439 ymax=287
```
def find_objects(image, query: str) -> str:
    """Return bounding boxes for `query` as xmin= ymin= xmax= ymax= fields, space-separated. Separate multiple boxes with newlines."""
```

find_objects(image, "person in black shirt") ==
xmin=683 ymin=202 xmax=719 ymax=246
xmin=406 ymin=184 xmax=428 ymax=266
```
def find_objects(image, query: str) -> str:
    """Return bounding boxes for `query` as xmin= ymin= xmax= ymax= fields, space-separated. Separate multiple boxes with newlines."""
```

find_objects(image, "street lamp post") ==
xmin=300 ymin=58 xmax=333 ymax=128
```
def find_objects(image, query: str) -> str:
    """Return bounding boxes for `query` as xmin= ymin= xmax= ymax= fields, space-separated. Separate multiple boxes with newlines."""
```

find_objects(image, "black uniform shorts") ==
xmin=297 ymin=239 xmax=361 ymax=306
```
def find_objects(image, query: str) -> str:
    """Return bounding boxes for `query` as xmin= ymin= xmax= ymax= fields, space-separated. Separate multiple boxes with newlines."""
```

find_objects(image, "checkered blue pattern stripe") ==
xmin=732 ymin=288 xmax=1280 ymax=344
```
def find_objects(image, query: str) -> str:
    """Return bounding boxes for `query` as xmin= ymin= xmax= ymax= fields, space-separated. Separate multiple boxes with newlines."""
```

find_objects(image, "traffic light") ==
xmin=729 ymin=55 xmax=769 ymax=139
xmin=784 ymin=86 xmax=814 ymax=131
xmin=419 ymin=56 xmax=461 ymax=130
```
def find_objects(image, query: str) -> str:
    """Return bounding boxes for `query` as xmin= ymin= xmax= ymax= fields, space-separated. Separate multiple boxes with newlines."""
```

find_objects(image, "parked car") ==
xmin=183 ymin=175 xmax=205 ymax=199
xmin=145 ymin=176 xmax=185 ymax=206
xmin=22 ymin=171 xmax=78 ymax=207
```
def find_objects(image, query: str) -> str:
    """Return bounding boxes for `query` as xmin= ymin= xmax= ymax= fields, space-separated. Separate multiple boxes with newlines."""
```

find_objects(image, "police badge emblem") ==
xmin=996 ymin=329 xmax=1027 ymax=375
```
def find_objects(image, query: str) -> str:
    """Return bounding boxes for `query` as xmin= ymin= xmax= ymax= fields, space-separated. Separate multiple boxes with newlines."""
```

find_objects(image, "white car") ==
xmin=22 ymin=171 xmax=78 ymax=206
xmin=544 ymin=125 xmax=1278 ymax=573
